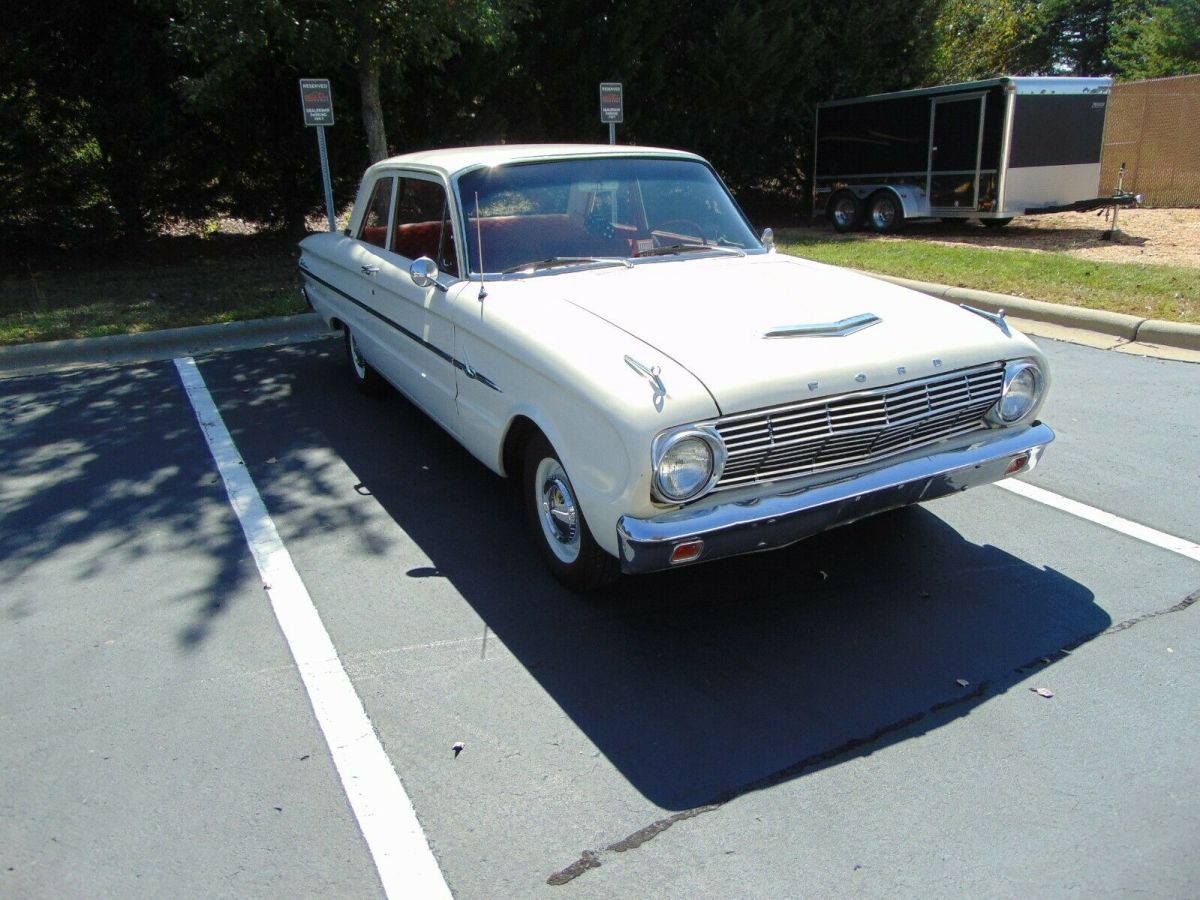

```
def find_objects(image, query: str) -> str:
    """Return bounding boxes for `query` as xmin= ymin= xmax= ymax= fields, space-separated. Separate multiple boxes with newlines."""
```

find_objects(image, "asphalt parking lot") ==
xmin=2 ymin=335 xmax=1197 ymax=899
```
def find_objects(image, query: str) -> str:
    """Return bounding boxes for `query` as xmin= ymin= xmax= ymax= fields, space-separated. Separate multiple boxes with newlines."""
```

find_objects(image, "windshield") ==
xmin=456 ymin=157 xmax=761 ymax=275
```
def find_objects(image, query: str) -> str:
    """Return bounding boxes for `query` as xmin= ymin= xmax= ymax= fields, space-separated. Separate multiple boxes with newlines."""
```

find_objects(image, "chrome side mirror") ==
xmin=760 ymin=227 xmax=775 ymax=252
xmin=410 ymin=256 xmax=440 ymax=288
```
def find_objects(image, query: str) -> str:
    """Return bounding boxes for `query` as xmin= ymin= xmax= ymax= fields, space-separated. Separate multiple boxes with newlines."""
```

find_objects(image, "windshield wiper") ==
xmin=634 ymin=243 xmax=746 ymax=258
xmin=500 ymin=256 xmax=633 ymax=275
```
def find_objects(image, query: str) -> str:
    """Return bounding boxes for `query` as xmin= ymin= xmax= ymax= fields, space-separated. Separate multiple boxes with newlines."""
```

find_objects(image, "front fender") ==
xmin=453 ymin=287 xmax=719 ymax=557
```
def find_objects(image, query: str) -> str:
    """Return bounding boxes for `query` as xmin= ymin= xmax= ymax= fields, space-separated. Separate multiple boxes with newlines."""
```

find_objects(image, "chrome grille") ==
xmin=714 ymin=363 xmax=1005 ymax=490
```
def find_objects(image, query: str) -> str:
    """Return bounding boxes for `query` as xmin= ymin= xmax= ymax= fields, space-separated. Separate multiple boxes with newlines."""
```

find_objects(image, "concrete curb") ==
xmin=0 ymin=313 xmax=335 ymax=375
xmin=868 ymin=273 xmax=1200 ymax=352
xmin=1134 ymin=318 xmax=1200 ymax=351
xmin=2 ymin=278 xmax=1198 ymax=375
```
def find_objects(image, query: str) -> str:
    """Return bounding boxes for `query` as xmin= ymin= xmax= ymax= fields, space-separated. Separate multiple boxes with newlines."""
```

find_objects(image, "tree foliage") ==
xmin=1110 ymin=0 xmax=1200 ymax=77
xmin=1 ymin=0 xmax=213 ymax=244
xmin=932 ymin=0 xmax=1045 ymax=81
xmin=930 ymin=0 xmax=1198 ymax=78
xmin=2 ymin=0 xmax=1196 ymax=248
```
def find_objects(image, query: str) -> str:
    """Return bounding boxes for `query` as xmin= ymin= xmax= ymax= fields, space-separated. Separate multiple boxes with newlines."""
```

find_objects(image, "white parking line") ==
xmin=174 ymin=357 xmax=452 ymax=900
xmin=997 ymin=478 xmax=1200 ymax=563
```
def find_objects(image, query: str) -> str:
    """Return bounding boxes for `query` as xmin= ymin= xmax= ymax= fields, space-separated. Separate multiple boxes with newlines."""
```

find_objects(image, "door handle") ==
xmin=361 ymin=264 xmax=380 ymax=276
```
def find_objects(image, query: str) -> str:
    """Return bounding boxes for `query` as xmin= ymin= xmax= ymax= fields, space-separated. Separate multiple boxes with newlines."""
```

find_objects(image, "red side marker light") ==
xmin=1005 ymin=454 xmax=1030 ymax=476
xmin=670 ymin=540 xmax=704 ymax=565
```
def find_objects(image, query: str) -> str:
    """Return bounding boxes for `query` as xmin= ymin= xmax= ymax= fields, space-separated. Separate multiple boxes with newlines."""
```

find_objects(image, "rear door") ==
xmin=928 ymin=93 xmax=987 ymax=210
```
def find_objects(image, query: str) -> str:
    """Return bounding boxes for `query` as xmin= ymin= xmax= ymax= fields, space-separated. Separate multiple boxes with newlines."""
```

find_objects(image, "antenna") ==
xmin=475 ymin=191 xmax=487 ymax=301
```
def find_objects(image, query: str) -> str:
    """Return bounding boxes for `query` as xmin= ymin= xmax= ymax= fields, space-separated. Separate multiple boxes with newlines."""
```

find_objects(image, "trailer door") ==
xmin=928 ymin=93 xmax=987 ymax=210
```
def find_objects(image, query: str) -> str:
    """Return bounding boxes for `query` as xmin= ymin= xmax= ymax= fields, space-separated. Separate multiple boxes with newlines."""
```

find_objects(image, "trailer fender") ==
xmin=876 ymin=185 xmax=924 ymax=220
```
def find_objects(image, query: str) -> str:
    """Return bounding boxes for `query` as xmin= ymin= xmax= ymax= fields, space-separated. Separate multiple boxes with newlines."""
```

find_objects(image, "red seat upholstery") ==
xmin=360 ymin=225 xmax=388 ymax=248
xmin=359 ymin=215 xmax=639 ymax=273
xmin=393 ymin=221 xmax=442 ymax=261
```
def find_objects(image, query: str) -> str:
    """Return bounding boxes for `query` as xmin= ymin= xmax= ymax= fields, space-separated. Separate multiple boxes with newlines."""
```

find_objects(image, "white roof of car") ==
xmin=365 ymin=144 xmax=705 ymax=180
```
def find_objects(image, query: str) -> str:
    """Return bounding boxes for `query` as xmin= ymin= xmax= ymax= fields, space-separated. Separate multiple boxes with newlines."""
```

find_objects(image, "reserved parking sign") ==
xmin=300 ymin=78 xmax=335 ymax=127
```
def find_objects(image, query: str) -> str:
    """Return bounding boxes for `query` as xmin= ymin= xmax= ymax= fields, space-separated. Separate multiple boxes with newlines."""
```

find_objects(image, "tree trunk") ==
xmin=99 ymin=144 xmax=149 ymax=244
xmin=356 ymin=2 xmax=388 ymax=163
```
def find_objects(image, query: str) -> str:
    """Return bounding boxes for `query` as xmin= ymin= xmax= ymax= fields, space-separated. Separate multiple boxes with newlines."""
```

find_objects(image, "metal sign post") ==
xmin=299 ymin=78 xmax=337 ymax=232
xmin=599 ymin=82 xmax=623 ymax=145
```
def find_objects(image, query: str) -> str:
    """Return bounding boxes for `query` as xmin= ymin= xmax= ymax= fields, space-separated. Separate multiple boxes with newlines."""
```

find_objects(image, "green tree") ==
xmin=1031 ymin=0 xmax=1123 ymax=73
xmin=932 ymin=0 xmax=1044 ymax=81
xmin=176 ymin=0 xmax=522 ymax=164
xmin=1111 ymin=0 xmax=1200 ymax=77
xmin=0 ymin=0 xmax=213 ymax=243
xmin=448 ymin=0 xmax=940 ymax=196
xmin=930 ymin=0 xmax=1160 ymax=79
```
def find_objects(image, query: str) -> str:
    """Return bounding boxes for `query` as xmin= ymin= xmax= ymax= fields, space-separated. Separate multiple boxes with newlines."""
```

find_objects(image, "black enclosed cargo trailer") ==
xmin=813 ymin=77 xmax=1128 ymax=232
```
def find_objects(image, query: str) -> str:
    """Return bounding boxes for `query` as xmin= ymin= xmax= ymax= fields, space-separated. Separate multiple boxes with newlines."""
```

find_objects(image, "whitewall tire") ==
xmin=523 ymin=434 xmax=619 ymax=591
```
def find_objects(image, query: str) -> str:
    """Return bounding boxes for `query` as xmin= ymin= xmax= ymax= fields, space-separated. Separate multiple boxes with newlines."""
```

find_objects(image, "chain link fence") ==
xmin=1102 ymin=74 xmax=1200 ymax=208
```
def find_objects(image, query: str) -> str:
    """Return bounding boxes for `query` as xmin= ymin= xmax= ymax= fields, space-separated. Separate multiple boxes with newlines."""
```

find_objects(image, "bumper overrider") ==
xmin=616 ymin=422 xmax=1054 ymax=574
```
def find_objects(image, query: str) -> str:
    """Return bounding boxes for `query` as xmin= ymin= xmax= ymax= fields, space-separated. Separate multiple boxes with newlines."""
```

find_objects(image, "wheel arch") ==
xmin=501 ymin=414 xmax=543 ymax=479
xmin=495 ymin=402 xmax=638 ymax=559
xmin=867 ymin=185 xmax=921 ymax=221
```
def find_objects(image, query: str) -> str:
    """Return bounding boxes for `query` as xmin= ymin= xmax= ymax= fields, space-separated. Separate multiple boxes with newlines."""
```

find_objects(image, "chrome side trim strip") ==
xmin=299 ymin=266 xmax=501 ymax=392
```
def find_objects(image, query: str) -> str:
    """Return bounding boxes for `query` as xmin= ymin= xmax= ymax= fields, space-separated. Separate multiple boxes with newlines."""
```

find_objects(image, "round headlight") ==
xmin=991 ymin=361 xmax=1043 ymax=424
xmin=652 ymin=428 xmax=724 ymax=502
xmin=657 ymin=437 xmax=713 ymax=501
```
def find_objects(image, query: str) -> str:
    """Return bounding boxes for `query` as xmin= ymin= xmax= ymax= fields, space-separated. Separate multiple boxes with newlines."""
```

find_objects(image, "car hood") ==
xmin=528 ymin=253 xmax=1040 ymax=414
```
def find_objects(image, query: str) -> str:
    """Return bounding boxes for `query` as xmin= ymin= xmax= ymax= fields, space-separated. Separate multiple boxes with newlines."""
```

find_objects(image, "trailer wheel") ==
xmin=828 ymin=192 xmax=863 ymax=233
xmin=981 ymin=217 xmax=1013 ymax=229
xmin=867 ymin=192 xmax=904 ymax=234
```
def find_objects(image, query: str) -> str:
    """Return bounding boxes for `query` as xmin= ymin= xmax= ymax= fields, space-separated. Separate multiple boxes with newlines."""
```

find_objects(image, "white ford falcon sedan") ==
xmin=298 ymin=144 xmax=1053 ymax=590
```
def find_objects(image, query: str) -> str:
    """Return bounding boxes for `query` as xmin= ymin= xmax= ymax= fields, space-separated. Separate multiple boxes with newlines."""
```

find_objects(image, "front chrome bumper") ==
xmin=616 ymin=423 xmax=1054 ymax=574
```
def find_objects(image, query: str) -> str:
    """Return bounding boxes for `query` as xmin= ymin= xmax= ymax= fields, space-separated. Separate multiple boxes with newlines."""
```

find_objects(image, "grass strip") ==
xmin=4 ymin=229 xmax=1198 ymax=345
xmin=1 ymin=253 xmax=304 ymax=345
xmin=777 ymin=230 xmax=1200 ymax=324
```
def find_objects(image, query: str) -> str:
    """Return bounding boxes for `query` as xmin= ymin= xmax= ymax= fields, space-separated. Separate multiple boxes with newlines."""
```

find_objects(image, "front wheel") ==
xmin=867 ymin=192 xmax=904 ymax=234
xmin=523 ymin=434 xmax=619 ymax=591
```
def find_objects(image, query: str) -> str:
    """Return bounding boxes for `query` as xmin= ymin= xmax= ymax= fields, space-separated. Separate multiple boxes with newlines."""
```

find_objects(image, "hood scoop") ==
xmin=763 ymin=312 xmax=881 ymax=339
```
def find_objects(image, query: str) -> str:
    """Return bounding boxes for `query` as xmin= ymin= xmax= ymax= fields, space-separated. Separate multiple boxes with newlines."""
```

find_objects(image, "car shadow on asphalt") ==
xmin=205 ymin=342 xmax=1111 ymax=812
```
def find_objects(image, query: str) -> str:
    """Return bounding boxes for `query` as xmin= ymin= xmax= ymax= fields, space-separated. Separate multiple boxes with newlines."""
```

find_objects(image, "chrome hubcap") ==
xmin=833 ymin=199 xmax=855 ymax=226
xmin=536 ymin=458 xmax=581 ymax=563
xmin=872 ymin=202 xmax=895 ymax=229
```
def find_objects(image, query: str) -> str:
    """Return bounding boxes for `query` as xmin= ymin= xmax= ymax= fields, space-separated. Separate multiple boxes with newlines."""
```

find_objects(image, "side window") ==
xmin=357 ymin=177 xmax=394 ymax=249
xmin=393 ymin=178 xmax=458 ymax=277
xmin=439 ymin=206 xmax=459 ymax=278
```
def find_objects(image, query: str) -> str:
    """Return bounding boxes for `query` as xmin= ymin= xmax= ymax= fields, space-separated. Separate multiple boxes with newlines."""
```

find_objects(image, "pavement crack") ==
xmin=1016 ymin=587 xmax=1198 ymax=673
xmin=1101 ymin=588 xmax=1198 ymax=635
xmin=545 ymin=686 xmax=986 ymax=887
xmin=546 ymin=589 xmax=1198 ymax=887
xmin=546 ymin=849 xmax=602 ymax=886
xmin=605 ymin=804 xmax=722 ymax=853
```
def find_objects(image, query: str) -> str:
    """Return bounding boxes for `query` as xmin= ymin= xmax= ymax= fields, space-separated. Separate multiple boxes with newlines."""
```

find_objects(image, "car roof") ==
xmin=364 ymin=144 xmax=707 ymax=180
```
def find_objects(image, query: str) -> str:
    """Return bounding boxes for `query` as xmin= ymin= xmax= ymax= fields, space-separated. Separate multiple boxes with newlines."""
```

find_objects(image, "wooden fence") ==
xmin=1101 ymin=74 xmax=1200 ymax=208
